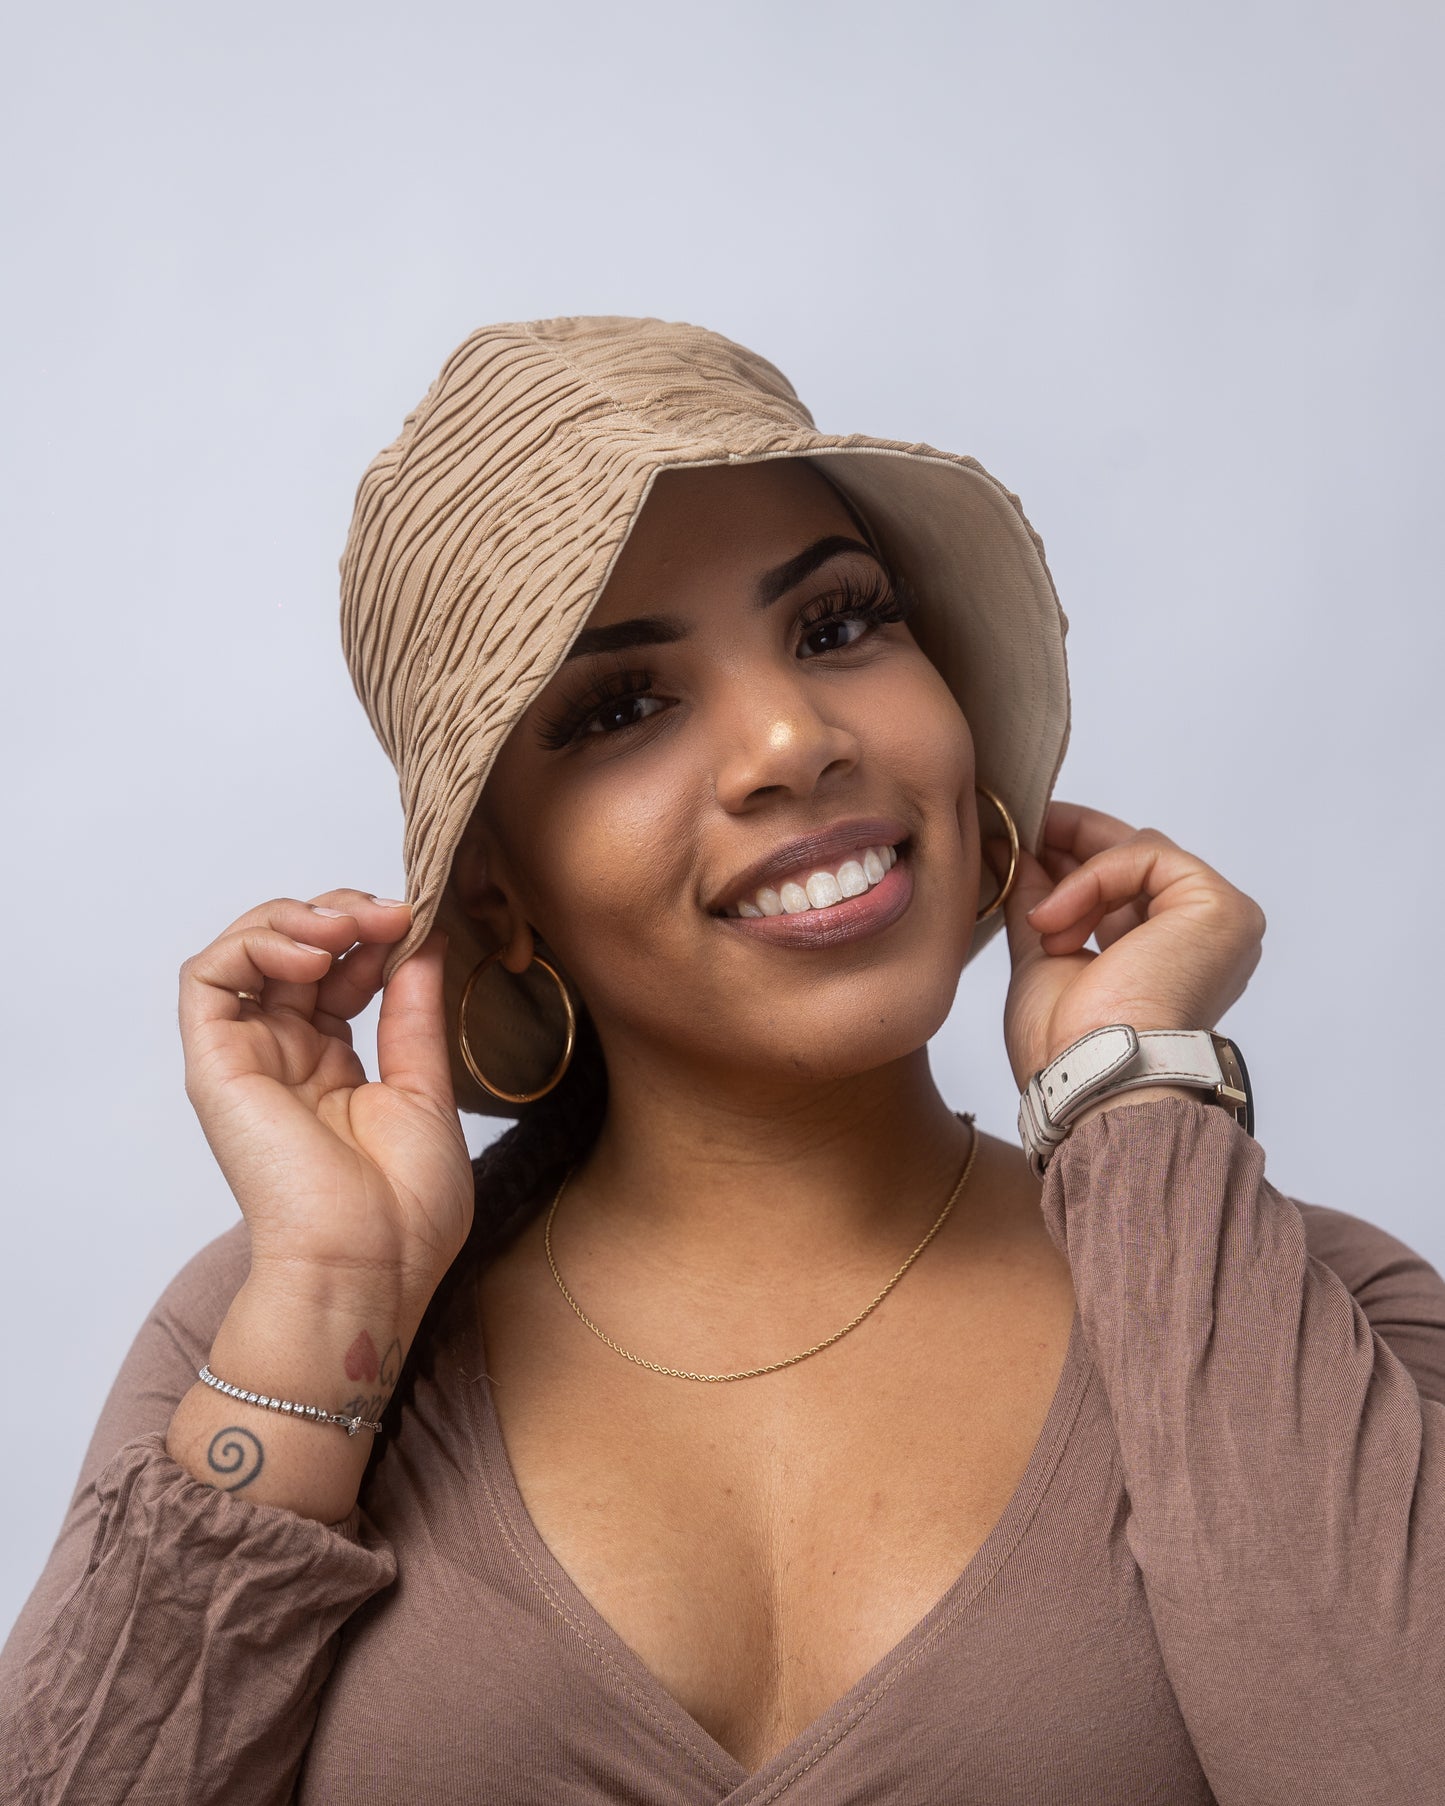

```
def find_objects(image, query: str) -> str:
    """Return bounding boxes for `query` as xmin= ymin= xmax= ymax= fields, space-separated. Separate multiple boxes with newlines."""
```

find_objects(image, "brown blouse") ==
xmin=3 ymin=1096 xmax=1444 ymax=1803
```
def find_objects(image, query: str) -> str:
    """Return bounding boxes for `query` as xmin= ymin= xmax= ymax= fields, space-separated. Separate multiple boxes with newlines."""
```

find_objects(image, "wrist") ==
xmin=1065 ymin=1083 xmax=1202 ymax=1135
xmin=243 ymin=1251 xmax=435 ymax=1334
xmin=1017 ymin=1025 xmax=1253 ymax=1179
xmin=167 ymin=1275 xmax=419 ymax=1523
xmin=211 ymin=1272 xmax=418 ymax=1421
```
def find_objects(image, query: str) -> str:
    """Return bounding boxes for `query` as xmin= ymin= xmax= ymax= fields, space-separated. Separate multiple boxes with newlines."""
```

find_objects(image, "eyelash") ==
xmin=535 ymin=568 xmax=920 ymax=751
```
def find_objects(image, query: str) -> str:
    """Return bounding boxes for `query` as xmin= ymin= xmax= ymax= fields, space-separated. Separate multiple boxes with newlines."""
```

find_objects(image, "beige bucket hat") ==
xmin=339 ymin=315 xmax=1071 ymax=1118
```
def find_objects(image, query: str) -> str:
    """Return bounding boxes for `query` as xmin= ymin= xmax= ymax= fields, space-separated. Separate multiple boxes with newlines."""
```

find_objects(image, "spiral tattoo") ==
xmin=207 ymin=1426 xmax=264 ymax=1491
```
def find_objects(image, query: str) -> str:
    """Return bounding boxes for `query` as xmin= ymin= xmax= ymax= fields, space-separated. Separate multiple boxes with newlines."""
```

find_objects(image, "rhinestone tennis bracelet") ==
xmin=197 ymin=1364 xmax=384 ymax=1436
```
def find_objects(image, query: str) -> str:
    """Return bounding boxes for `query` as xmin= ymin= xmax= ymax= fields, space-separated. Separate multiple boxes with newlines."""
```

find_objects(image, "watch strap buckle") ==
xmin=1018 ymin=1025 xmax=1255 ymax=1177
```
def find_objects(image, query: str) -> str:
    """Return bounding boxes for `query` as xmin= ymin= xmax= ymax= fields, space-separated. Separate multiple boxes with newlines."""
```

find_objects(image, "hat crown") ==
xmin=523 ymin=315 xmax=816 ymax=431
xmin=338 ymin=316 xmax=816 ymax=769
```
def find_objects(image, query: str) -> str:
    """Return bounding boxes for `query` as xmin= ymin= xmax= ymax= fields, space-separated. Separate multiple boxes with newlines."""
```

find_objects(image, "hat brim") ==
xmin=381 ymin=433 xmax=1069 ymax=1117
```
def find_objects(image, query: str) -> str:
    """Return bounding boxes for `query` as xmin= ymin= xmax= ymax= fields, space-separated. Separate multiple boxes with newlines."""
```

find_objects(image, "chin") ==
xmin=737 ymin=960 xmax=964 ymax=1084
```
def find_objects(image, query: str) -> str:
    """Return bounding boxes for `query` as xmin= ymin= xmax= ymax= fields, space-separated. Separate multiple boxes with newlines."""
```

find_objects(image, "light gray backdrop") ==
xmin=3 ymin=0 xmax=1441 ymax=1639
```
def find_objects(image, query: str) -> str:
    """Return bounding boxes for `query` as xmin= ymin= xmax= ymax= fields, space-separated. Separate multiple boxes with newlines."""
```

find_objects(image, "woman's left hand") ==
xmin=996 ymin=801 xmax=1267 ymax=1092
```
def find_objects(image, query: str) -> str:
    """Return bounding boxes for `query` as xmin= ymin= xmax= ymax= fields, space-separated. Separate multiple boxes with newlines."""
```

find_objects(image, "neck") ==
xmin=565 ymin=1043 xmax=975 ymax=1273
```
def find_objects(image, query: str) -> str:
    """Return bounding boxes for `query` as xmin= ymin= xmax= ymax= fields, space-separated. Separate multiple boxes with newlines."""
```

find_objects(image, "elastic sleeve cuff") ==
xmin=3 ymin=1432 xmax=396 ymax=1804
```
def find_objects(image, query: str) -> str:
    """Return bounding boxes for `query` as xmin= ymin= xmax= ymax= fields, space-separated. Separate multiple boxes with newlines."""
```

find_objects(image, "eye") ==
xmin=535 ymin=668 xmax=670 ymax=749
xmin=800 ymin=615 xmax=871 ymax=657
xmin=794 ymin=568 xmax=916 ymax=661
xmin=581 ymin=693 xmax=667 ymax=736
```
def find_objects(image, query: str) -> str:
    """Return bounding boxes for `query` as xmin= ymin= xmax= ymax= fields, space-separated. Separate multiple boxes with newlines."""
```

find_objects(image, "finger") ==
xmin=1038 ymin=844 xmax=1083 ymax=886
xmin=260 ymin=894 xmax=357 ymax=1018
xmin=207 ymin=889 xmax=410 ymax=948
xmin=179 ymin=925 xmax=338 ymax=1047
xmin=1035 ymin=899 xmax=1115 ymax=956
xmin=1027 ymin=830 xmax=1207 ymax=935
xmin=1033 ymin=896 xmax=1151 ymax=956
xmin=1092 ymin=896 xmax=1152 ymax=952
xmin=194 ymin=892 xmax=411 ymax=1023
xmin=308 ymin=887 xmax=412 ymax=917
xmin=1000 ymin=845 xmax=1062 ymax=971
xmin=255 ymin=893 xmax=410 ymax=1019
xmin=375 ymin=928 xmax=456 ymax=1115
xmin=312 ymin=935 xmax=394 ymax=1027
xmin=1041 ymin=800 xmax=1140 ymax=864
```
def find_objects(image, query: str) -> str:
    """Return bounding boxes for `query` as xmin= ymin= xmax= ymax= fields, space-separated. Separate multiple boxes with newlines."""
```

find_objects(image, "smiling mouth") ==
xmin=716 ymin=840 xmax=905 ymax=920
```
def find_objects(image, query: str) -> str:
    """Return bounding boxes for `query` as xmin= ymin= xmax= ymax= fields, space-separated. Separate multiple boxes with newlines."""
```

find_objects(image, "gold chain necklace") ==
xmin=543 ymin=1112 xmax=979 ymax=1383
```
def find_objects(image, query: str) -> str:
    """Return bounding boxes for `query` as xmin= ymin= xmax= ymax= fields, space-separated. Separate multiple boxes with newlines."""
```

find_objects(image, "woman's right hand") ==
xmin=177 ymin=891 xmax=473 ymax=1320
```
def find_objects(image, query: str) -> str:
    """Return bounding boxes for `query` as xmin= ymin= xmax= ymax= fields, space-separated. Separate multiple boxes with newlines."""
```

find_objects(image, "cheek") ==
xmin=870 ymin=653 xmax=976 ymax=816
xmin=503 ymin=758 xmax=699 ymax=979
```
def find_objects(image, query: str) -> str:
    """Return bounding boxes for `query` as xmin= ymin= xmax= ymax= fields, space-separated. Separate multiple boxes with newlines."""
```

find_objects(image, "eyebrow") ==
xmin=562 ymin=535 xmax=886 ymax=662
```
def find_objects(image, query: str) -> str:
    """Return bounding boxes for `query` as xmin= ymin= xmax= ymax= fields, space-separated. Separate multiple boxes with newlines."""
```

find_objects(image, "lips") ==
xmin=724 ymin=842 xmax=898 ymax=918
xmin=708 ymin=818 xmax=910 ymax=918
xmin=717 ymin=848 xmax=915 ymax=948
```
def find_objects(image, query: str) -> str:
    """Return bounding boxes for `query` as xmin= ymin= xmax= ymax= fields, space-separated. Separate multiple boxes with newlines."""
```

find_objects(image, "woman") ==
xmin=3 ymin=316 xmax=1442 ymax=1804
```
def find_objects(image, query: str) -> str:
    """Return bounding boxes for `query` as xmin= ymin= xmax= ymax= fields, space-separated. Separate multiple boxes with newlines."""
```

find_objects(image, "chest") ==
xmin=310 ymin=1278 xmax=1216 ymax=1803
xmin=475 ymin=1221 xmax=1078 ymax=1773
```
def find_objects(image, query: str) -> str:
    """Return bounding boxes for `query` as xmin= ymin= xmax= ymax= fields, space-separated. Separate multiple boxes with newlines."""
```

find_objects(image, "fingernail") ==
xmin=370 ymin=895 xmax=409 ymax=908
xmin=294 ymin=941 xmax=330 ymax=955
xmin=310 ymin=906 xmax=348 ymax=918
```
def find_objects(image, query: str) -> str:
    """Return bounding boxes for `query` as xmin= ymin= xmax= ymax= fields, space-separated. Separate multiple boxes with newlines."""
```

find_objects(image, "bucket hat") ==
xmin=339 ymin=315 xmax=1071 ymax=1118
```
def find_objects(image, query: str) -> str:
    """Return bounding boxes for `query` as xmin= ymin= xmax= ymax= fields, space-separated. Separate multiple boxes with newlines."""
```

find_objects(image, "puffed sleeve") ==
xmin=1038 ymin=1093 xmax=1445 ymax=1805
xmin=0 ymin=1225 xmax=397 ymax=1806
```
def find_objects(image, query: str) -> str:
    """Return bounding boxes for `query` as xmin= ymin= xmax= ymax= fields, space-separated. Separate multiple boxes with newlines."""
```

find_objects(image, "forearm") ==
xmin=1064 ymin=1081 xmax=1200 ymax=1136
xmin=1042 ymin=1094 xmax=1445 ymax=1801
xmin=0 ymin=1238 xmax=403 ymax=1804
xmin=166 ymin=1265 xmax=420 ymax=1525
xmin=4 ymin=1425 xmax=397 ymax=1804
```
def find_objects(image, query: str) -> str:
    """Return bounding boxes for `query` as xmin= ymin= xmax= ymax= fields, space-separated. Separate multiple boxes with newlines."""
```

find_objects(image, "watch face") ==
xmin=1213 ymin=1034 xmax=1255 ymax=1138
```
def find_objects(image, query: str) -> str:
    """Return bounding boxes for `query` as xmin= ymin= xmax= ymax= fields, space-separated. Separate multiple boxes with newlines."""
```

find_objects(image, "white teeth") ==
xmin=730 ymin=842 xmax=904 ymax=919
xmin=805 ymin=871 xmax=843 ymax=908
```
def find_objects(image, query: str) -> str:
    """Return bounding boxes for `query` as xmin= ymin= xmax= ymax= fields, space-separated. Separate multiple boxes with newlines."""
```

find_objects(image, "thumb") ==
xmin=376 ymin=927 xmax=456 ymax=1113
xmin=1000 ymin=845 xmax=1056 ymax=971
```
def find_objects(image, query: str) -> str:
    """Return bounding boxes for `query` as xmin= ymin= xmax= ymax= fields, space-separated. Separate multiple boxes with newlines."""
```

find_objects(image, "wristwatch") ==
xmin=1017 ymin=1026 xmax=1253 ymax=1179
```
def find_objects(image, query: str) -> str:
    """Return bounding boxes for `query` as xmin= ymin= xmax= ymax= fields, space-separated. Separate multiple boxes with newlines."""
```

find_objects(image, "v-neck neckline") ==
xmin=461 ymin=1292 xmax=1089 ymax=1802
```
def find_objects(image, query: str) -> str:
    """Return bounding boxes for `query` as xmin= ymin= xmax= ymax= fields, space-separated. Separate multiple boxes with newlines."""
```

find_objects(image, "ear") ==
xmin=451 ymin=822 xmax=536 ymax=976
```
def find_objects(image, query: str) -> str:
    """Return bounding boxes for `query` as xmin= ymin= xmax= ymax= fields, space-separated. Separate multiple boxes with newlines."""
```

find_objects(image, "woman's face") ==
xmin=454 ymin=459 xmax=985 ymax=1100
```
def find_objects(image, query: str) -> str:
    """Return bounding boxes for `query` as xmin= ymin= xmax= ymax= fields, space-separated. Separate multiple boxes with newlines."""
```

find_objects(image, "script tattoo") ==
xmin=207 ymin=1427 xmax=264 ymax=1491
xmin=339 ymin=1392 xmax=387 ymax=1422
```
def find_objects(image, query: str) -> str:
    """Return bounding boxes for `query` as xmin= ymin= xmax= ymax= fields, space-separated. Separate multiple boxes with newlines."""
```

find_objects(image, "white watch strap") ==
xmin=1018 ymin=1027 xmax=1242 ymax=1178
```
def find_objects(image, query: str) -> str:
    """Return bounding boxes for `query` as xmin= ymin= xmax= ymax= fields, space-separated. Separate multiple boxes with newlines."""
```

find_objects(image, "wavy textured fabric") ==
xmin=337 ymin=317 xmax=1071 ymax=1115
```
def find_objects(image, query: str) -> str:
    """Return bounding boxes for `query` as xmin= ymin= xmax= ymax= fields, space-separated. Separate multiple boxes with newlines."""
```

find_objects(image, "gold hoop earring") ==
xmin=974 ymin=782 xmax=1020 ymax=923
xmin=457 ymin=951 xmax=577 ymax=1104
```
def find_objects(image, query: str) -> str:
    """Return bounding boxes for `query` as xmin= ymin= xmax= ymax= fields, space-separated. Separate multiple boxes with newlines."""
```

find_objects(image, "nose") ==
xmin=711 ymin=668 xmax=860 ymax=812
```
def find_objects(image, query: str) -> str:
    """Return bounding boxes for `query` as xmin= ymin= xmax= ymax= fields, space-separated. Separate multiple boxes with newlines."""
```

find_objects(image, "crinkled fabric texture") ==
xmin=4 ymin=1099 xmax=1445 ymax=1803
